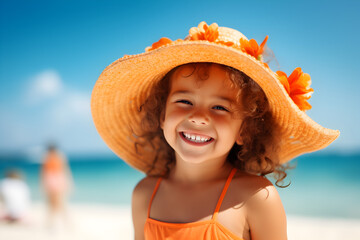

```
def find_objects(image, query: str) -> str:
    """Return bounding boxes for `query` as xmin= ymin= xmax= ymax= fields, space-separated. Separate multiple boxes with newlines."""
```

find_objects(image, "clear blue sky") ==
xmin=0 ymin=0 xmax=359 ymax=156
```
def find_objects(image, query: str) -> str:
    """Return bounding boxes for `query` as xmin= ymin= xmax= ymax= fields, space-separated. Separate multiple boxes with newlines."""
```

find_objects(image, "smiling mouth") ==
xmin=180 ymin=132 xmax=213 ymax=144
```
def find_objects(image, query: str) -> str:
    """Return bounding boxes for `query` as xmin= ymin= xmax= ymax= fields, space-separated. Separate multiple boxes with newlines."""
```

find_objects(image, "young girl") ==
xmin=91 ymin=21 xmax=340 ymax=240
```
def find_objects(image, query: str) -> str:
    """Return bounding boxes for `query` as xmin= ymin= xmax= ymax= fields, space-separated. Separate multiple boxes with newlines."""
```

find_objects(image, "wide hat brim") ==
xmin=91 ymin=40 xmax=340 ymax=175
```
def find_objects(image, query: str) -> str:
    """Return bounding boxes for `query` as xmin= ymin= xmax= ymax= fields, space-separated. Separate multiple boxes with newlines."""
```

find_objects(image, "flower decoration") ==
xmin=217 ymin=41 xmax=235 ymax=47
xmin=145 ymin=21 xmax=220 ymax=52
xmin=276 ymin=68 xmax=314 ymax=111
xmin=145 ymin=22 xmax=269 ymax=70
xmin=145 ymin=37 xmax=173 ymax=52
xmin=145 ymin=37 xmax=183 ymax=52
xmin=144 ymin=22 xmax=313 ymax=112
xmin=188 ymin=21 xmax=219 ymax=42
xmin=239 ymin=35 xmax=269 ymax=61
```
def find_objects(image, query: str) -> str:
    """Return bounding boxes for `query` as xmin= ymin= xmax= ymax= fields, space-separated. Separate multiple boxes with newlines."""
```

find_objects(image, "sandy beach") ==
xmin=1 ymin=202 xmax=360 ymax=240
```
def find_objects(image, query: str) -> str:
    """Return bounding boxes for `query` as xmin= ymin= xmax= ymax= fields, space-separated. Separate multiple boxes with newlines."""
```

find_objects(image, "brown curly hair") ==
xmin=137 ymin=62 xmax=289 ymax=187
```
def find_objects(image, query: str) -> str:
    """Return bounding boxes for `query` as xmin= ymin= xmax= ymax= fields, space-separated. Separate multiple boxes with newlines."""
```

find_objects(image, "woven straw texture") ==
xmin=91 ymin=26 xmax=340 ymax=175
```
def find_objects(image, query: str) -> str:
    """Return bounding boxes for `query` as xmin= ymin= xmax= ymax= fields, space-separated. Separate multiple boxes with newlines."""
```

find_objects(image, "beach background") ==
xmin=1 ymin=0 xmax=360 ymax=239
xmin=1 ymin=153 xmax=360 ymax=239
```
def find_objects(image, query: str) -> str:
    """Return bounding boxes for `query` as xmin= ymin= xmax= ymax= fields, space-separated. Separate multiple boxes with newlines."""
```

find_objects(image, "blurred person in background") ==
xmin=0 ymin=169 xmax=31 ymax=223
xmin=41 ymin=143 xmax=73 ymax=231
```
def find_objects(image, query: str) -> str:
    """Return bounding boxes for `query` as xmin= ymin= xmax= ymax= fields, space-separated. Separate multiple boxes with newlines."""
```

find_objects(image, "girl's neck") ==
xmin=168 ymin=154 xmax=234 ymax=184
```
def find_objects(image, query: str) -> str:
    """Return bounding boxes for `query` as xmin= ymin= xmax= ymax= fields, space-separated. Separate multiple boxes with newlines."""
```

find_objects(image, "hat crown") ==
xmin=216 ymin=27 xmax=248 ymax=46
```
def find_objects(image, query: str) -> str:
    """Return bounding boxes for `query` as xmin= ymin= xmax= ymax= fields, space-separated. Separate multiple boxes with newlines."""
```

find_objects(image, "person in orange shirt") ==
xmin=41 ymin=144 xmax=73 ymax=230
xmin=91 ymin=21 xmax=340 ymax=239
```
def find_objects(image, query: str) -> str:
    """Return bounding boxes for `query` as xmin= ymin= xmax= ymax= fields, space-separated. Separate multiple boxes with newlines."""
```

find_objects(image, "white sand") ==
xmin=287 ymin=215 xmax=360 ymax=240
xmin=1 ymin=202 xmax=360 ymax=240
xmin=0 ymin=202 xmax=133 ymax=240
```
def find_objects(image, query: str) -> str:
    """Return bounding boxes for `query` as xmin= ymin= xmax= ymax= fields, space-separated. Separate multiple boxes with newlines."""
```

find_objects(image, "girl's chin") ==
xmin=179 ymin=158 xmax=208 ymax=165
xmin=174 ymin=152 xmax=227 ymax=165
xmin=174 ymin=152 xmax=209 ymax=164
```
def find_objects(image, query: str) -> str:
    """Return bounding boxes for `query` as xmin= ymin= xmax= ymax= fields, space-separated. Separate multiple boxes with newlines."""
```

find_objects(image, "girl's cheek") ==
xmin=167 ymin=105 xmax=189 ymax=116
xmin=210 ymin=112 xmax=232 ymax=122
xmin=163 ymin=109 xmax=183 ymax=125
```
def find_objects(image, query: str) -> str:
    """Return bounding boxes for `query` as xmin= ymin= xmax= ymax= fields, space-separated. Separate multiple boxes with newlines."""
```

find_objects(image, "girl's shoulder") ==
xmin=132 ymin=176 xmax=160 ymax=212
xmin=231 ymin=171 xmax=274 ymax=195
xmin=132 ymin=176 xmax=161 ymax=239
xmin=132 ymin=176 xmax=159 ymax=201
xmin=132 ymin=176 xmax=160 ymax=236
xmin=231 ymin=172 xmax=287 ymax=238
xmin=230 ymin=171 xmax=283 ymax=211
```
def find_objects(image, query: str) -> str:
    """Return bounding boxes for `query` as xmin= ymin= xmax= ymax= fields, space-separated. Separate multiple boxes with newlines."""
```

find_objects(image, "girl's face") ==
xmin=161 ymin=64 xmax=243 ymax=165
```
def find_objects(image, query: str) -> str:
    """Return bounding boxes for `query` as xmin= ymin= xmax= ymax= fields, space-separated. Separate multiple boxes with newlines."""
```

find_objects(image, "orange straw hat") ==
xmin=91 ymin=21 xmax=340 ymax=175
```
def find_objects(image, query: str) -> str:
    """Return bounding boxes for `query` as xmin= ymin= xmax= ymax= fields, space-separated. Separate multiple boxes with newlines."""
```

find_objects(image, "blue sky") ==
xmin=0 ymin=0 xmax=359 ymax=156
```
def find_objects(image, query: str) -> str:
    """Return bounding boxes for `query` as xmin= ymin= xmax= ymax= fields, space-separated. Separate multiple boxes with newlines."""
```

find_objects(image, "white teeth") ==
xmin=183 ymin=133 xmax=211 ymax=143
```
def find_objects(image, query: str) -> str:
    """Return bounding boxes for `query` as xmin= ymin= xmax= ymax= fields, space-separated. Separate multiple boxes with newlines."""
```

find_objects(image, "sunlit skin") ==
xmin=161 ymin=64 xmax=243 ymax=169
xmin=132 ymin=64 xmax=287 ymax=240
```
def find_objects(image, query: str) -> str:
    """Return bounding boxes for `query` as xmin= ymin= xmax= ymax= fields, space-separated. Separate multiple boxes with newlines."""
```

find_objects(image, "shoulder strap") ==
xmin=147 ymin=177 xmax=163 ymax=218
xmin=212 ymin=168 xmax=237 ymax=220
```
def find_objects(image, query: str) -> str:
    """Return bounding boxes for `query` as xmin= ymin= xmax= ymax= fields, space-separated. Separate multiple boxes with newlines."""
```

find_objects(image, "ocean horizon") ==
xmin=1 ymin=152 xmax=359 ymax=219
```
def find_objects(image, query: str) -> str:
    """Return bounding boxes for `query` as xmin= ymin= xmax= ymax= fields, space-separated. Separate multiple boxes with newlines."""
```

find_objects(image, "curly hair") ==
xmin=137 ymin=62 xmax=289 ymax=187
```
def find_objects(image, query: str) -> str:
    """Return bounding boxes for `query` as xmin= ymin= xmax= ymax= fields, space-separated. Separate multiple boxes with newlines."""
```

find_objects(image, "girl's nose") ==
xmin=188 ymin=110 xmax=209 ymax=125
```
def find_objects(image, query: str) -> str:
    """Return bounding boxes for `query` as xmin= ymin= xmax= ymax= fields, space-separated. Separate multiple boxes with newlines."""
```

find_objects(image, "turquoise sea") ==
xmin=1 ymin=152 xmax=359 ymax=219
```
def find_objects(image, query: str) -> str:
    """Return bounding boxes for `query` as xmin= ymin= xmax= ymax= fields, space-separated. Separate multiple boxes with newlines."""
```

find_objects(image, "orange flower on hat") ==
xmin=217 ymin=40 xmax=235 ymax=47
xmin=240 ymin=35 xmax=269 ymax=61
xmin=189 ymin=21 xmax=219 ymax=42
xmin=276 ymin=67 xmax=314 ymax=111
xmin=145 ymin=37 xmax=173 ymax=52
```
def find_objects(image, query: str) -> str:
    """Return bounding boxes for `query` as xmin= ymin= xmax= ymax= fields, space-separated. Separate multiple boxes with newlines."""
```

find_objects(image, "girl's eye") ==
xmin=176 ymin=100 xmax=192 ymax=105
xmin=213 ymin=105 xmax=229 ymax=111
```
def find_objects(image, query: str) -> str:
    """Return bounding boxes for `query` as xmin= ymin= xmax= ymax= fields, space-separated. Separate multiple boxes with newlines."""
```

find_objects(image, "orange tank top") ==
xmin=144 ymin=168 xmax=244 ymax=240
xmin=43 ymin=153 xmax=64 ymax=173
